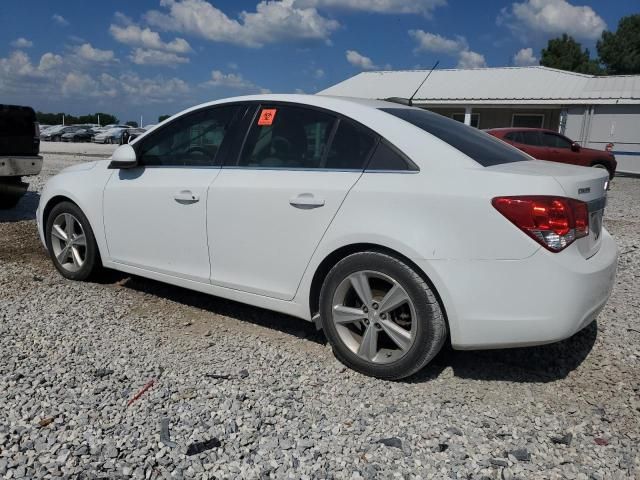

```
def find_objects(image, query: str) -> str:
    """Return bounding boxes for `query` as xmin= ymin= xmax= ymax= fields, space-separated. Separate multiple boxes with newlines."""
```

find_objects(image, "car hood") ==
xmin=59 ymin=161 xmax=98 ymax=174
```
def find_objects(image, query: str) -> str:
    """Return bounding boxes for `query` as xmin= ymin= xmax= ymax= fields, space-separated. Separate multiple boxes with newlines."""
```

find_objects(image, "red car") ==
xmin=486 ymin=128 xmax=617 ymax=179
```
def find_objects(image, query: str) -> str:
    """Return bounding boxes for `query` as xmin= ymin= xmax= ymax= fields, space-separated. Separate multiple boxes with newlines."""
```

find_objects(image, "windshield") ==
xmin=380 ymin=107 xmax=530 ymax=167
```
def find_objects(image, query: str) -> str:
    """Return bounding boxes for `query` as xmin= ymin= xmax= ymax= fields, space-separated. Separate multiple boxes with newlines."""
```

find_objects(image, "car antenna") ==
xmin=385 ymin=60 xmax=439 ymax=107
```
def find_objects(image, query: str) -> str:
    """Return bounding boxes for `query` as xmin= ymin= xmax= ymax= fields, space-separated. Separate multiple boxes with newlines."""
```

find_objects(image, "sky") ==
xmin=0 ymin=0 xmax=637 ymax=124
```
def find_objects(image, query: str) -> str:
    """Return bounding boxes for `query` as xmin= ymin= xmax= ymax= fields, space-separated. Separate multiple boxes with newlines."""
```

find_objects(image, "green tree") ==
xmin=158 ymin=114 xmax=171 ymax=122
xmin=540 ymin=34 xmax=604 ymax=74
xmin=598 ymin=14 xmax=640 ymax=75
xmin=125 ymin=121 xmax=139 ymax=128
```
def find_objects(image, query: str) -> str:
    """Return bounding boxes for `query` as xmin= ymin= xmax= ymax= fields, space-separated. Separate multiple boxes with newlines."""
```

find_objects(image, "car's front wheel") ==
xmin=45 ymin=201 xmax=101 ymax=281
xmin=319 ymin=251 xmax=447 ymax=380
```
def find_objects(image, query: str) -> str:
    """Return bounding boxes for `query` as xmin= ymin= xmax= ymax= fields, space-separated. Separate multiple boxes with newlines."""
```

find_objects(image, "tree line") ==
xmin=540 ymin=14 xmax=640 ymax=75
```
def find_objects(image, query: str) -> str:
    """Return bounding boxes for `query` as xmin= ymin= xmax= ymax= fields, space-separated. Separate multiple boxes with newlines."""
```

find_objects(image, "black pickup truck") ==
xmin=0 ymin=104 xmax=43 ymax=208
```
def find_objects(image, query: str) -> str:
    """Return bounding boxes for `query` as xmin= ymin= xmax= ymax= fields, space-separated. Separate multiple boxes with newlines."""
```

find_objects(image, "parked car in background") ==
xmin=61 ymin=128 xmax=97 ymax=143
xmin=1 ymin=104 xmax=42 ymax=208
xmin=92 ymin=127 xmax=127 ymax=144
xmin=124 ymin=128 xmax=146 ymax=143
xmin=37 ymin=94 xmax=617 ymax=379
xmin=486 ymin=128 xmax=617 ymax=179
xmin=41 ymin=125 xmax=84 ymax=142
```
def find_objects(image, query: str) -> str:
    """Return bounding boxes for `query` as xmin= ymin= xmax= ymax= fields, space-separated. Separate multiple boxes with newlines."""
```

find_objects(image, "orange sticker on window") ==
xmin=258 ymin=108 xmax=277 ymax=126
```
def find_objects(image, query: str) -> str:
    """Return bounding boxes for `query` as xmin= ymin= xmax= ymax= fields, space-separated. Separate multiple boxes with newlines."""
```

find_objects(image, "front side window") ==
xmin=238 ymin=105 xmax=339 ymax=169
xmin=381 ymin=107 xmax=529 ymax=167
xmin=139 ymin=106 xmax=238 ymax=166
xmin=541 ymin=132 xmax=572 ymax=149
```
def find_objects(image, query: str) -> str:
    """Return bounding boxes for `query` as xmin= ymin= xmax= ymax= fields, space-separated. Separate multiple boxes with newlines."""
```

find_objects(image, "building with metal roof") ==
xmin=320 ymin=66 xmax=640 ymax=174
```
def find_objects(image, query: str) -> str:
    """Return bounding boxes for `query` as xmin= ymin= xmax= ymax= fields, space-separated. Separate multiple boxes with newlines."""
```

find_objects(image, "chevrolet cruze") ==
xmin=37 ymin=94 xmax=618 ymax=379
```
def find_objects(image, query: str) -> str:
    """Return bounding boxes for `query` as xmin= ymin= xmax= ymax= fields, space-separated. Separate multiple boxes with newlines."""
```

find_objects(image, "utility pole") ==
xmin=62 ymin=114 xmax=65 ymax=126
xmin=140 ymin=115 xmax=143 ymax=128
xmin=98 ymin=114 xmax=101 ymax=127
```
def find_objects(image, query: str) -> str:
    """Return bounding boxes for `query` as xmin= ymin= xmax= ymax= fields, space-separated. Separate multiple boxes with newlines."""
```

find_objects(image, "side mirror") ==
xmin=571 ymin=142 xmax=581 ymax=152
xmin=108 ymin=144 xmax=138 ymax=169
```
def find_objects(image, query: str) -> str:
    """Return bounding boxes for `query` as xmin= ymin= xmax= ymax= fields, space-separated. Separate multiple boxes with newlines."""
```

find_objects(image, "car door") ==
xmin=103 ymin=105 xmax=240 ymax=283
xmin=540 ymin=132 xmax=579 ymax=166
xmin=207 ymin=103 xmax=377 ymax=300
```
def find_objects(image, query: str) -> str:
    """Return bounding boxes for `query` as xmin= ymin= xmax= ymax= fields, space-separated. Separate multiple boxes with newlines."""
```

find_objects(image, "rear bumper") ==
xmin=0 ymin=155 xmax=43 ymax=177
xmin=419 ymin=229 xmax=618 ymax=349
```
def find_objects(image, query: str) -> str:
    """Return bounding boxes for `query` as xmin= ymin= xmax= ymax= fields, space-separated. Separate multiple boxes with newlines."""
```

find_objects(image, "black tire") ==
xmin=45 ymin=201 xmax=101 ymax=281
xmin=319 ymin=251 xmax=447 ymax=380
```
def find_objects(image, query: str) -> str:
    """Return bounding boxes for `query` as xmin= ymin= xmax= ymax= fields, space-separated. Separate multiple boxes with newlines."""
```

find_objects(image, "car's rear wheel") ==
xmin=319 ymin=251 xmax=446 ymax=380
xmin=45 ymin=201 xmax=101 ymax=281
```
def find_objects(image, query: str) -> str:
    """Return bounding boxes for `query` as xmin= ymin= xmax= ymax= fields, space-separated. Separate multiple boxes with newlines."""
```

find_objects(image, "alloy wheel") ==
xmin=331 ymin=270 xmax=416 ymax=364
xmin=50 ymin=213 xmax=87 ymax=273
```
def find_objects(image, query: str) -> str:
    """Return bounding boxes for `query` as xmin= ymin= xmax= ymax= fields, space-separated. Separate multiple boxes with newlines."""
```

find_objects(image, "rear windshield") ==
xmin=380 ymin=107 xmax=530 ymax=167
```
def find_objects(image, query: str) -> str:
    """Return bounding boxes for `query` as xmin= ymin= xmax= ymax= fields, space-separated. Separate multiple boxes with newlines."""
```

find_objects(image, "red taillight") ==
xmin=492 ymin=196 xmax=589 ymax=252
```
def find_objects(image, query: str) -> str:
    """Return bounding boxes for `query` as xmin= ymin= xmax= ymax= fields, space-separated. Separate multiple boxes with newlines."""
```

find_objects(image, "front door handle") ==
xmin=174 ymin=190 xmax=199 ymax=204
xmin=289 ymin=193 xmax=325 ymax=209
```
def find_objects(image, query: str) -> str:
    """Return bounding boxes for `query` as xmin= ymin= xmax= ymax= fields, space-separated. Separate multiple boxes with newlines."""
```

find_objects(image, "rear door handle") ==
xmin=174 ymin=190 xmax=199 ymax=204
xmin=289 ymin=193 xmax=325 ymax=209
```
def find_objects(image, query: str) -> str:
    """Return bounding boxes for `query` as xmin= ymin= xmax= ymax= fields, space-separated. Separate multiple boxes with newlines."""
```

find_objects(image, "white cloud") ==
xmin=513 ymin=47 xmax=538 ymax=66
xmin=314 ymin=68 xmax=325 ymax=78
xmin=144 ymin=0 xmax=340 ymax=48
xmin=62 ymin=72 xmax=102 ymax=97
xmin=346 ymin=50 xmax=377 ymax=70
xmin=110 ymin=23 xmax=191 ymax=53
xmin=206 ymin=70 xmax=254 ymax=89
xmin=409 ymin=30 xmax=467 ymax=55
xmin=498 ymin=0 xmax=606 ymax=41
xmin=457 ymin=50 xmax=487 ymax=69
xmin=74 ymin=43 xmax=116 ymax=63
xmin=11 ymin=38 xmax=33 ymax=48
xmin=129 ymin=48 xmax=190 ymax=66
xmin=293 ymin=0 xmax=446 ymax=16
xmin=52 ymin=14 xmax=69 ymax=26
xmin=409 ymin=30 xmax=486 ymax=69
xmin=39 ymin=53 xmax=64 ymax=71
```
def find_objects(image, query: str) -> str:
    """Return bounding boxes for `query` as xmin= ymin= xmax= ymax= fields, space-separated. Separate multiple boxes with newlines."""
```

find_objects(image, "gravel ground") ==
xmin=0 ymin=152 xmax=638 ymax=479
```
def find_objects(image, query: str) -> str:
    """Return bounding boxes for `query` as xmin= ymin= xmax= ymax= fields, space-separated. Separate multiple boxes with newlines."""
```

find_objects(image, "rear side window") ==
xmin=366 ymin=140 xmax=417 ymax=171
xmin=380 ymin=108 xmax=530 ymax=167
xmin=324 ymin=119 xmax=376 ymax=169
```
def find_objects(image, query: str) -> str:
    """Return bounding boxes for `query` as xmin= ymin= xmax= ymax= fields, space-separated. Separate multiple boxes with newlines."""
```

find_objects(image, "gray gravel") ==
xmin=1 ymin=153 xmax=639 ymax=479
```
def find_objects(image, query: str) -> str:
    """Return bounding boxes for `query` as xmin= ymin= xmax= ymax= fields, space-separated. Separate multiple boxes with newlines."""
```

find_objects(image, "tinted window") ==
xmin=139 ymin=106 xmax=238 ymax=166
xmin=324 ymin=119 xmax=376 ymax=169
xmin=381 ymin=108 xmax=529 ymax=167
xmin=239 ymin=105 xmax=337 ymax=169
xmin=505 ymin=131 xmax=523 ymax=143
xmin=521 ymin=131 xmax=542 ymax=146
xmin=366 ymin=140 xmax=416 ymax=171
xmin=541 ymin=132 xmax=572 ymax=149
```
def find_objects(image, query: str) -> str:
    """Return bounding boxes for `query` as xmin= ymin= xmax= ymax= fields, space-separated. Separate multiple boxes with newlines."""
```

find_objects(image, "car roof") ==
xmin=166 ymin=94 xmax=412 ymax=120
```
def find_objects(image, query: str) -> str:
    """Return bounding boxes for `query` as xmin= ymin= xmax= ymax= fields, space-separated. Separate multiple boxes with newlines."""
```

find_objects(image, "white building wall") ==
xmin=564 ymin=105 xmax=640 ymax=174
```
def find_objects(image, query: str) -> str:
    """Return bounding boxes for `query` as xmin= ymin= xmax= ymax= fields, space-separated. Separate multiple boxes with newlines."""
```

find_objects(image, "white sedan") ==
xmin=37 ymin=94 xmax=617 ymax=379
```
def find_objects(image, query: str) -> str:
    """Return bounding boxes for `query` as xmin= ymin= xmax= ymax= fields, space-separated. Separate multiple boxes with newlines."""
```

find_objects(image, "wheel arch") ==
xmin=308 ymin=243 xmax=450 ymax=338
xmin=42 ymin=194 xmax=104 ymax=262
